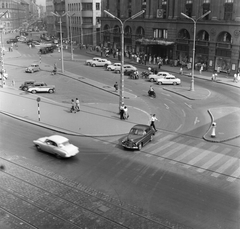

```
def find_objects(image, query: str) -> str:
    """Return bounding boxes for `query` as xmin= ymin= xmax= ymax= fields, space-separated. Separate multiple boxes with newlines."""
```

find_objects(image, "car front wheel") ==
xmin=49 ymin=89 xmax=54 ymax=93
xmin=31 ymin=90 xmax=37 ymax=94
xmin=173 ymin=82 xmax=177 ymax=85
xmin=150 ymin=135 xmax=154 ymax=142
xmin=150 ymin=78 xmax=154 ymax=82
xmin=35 ymin=145 xmax=40 ymax=150
xmin=92 ymin=64 xmax=96 ymax=67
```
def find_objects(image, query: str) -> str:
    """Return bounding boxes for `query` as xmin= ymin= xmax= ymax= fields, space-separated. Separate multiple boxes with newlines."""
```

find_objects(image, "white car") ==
xmin=114 ymin=64 xmax=137 ymax=73
xmin=107 ymin=63 xmax=121 ymax=71
xmin=157 ymin=75 xmax=181 ymax=85
xmin=33 ymin=135 xmax=79 ymax=158
xmin=91 ymin=59 xmax=111 ymax=67
xmin=85 ymin=57 xmax=102 ymax=65
xmin=149 ymin=72 xmax=175 ymax=82
xmin=27 ymin=82 xmax=55 ymax=94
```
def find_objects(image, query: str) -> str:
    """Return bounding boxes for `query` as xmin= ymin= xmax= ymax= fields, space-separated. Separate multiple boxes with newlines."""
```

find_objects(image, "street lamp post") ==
xmin=104 ymin=10 xmax=145 ymax=109
xmin=181 ymin=11 xmax=211 ymax=91
xmin=67 ymin=12 xmax=75 ymax=60
xmin=51 ymin=12 xmax=67 ymax=73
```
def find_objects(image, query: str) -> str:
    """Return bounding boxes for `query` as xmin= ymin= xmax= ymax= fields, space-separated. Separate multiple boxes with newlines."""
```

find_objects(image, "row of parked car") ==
xmin=85 ymin=57 xmax=181 ymax=85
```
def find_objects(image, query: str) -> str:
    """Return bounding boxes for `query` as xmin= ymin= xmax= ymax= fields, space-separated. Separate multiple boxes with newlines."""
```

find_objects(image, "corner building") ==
xmin=101 ymin=0 xmax=240 ymax=73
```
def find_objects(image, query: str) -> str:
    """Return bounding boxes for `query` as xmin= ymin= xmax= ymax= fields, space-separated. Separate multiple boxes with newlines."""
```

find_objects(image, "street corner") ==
xmin=163 ymin=86 xmax=211 ymax=100
xmin=204 ymin=107 xmax=240 ymax=142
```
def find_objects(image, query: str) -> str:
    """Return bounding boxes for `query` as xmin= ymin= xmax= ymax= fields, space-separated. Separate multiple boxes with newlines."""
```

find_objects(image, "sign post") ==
xmin=36 ymin=97 xmax=41 ymax=121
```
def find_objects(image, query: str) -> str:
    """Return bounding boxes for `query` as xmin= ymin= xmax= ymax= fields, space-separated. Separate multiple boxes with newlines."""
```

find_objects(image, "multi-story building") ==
xmin=46 ymin=0 xmax=55 ymax=36
xmin=52 ymin=0 xmax=101 ymax=46
xmin=101 ymin=0 xmax=240 ymax=73
xmin=0 ymin=0 xmax=27 ymax=32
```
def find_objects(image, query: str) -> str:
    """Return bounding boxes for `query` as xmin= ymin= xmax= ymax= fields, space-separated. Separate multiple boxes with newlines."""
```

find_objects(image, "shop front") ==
xmin=215 ymin=47 xmax=231 ymax=73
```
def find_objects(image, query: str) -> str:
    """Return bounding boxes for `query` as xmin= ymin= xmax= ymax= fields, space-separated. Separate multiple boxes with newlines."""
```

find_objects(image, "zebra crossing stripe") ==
xmin=169 ymin=142 xmax=205 ymax=164
xmin=182 ymin=145 xmax=219 ymax=169
xmin=227 ymin=166 xmax=240 ymax=182
xmin=160 ymin=139 xmax=195 ymax=161
xmin=196 ymin=148 xmax=230 ymax=173
xmin=211 ymin=157 xmax=238 ymax=177
xmin=149 ymin=137 xmax=184 ymax=155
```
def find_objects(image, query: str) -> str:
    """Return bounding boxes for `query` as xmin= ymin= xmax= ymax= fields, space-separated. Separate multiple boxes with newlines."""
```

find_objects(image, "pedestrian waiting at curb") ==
xmin=123 ymin=106 xmax=129 ymax=120
xmin=150 ymin=114 xmax=159 ymax=132
xmin=119 ymin=103 xmax=125 ymax=119
xmin=179 ymin=66 xmax=183 ymax=74
xmin=70 ymin=99 xmax=76 ymax=113
xmin=75 ymin=98 xmax=80 ymax=112
xmin=114 ymin=82 xmax=118 ymax=92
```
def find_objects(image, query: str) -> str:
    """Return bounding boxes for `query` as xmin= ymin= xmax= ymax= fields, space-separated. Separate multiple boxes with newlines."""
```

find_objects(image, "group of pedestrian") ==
xmin=70 ymin=98 xmax=80 ymax=113
xmin=233 ymin=71 xmax=240 ymax=83
xmin=119 ymin=103 xmax=129 ymax=120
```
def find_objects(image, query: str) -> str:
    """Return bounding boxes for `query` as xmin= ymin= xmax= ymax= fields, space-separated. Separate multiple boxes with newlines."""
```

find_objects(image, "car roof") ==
xmin=47 ymin=135 xmax=69 ymax=144
xmin=158 ymin=72 xmax=171 ymax=74
xmin=132 ymin=124 xmax=150 ymax=130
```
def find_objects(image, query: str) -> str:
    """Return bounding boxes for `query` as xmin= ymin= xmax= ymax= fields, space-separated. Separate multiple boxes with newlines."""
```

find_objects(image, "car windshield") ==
xmin=129 ymin=128 xmax=144 ymax=136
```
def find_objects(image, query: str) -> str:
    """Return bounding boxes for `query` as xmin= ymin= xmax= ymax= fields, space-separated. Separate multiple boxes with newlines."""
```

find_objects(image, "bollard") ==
xmin=211 ymin=122 xmax=216 ymax=138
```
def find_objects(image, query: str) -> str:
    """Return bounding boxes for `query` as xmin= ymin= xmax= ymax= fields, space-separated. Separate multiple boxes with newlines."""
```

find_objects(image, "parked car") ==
xmin=19 ymin=80 xmax=36 ymax=91
xmin=106 ymin=63 xmax=121 ymax=71
xmin=39 ymin=46 xmax=54 ymax=54
xmin=6 ymin=38 xmax=18 ymax=44
xmin=33 ymin=135 xmax=79 ymax=158
xmin=25 ymin=63 xmax=40 ymax=73
xmin=85 ymin=57 xmax=102 ymax=65
xmin=114 ymin=64 xmax=137 ymax=74
xmin=149 ymin=71 xmax=174 ymax=82
xmin=121 ymin=124 xmax=155 ymax=150
xmin=157 ymin=75 xmax=181 ymax=85
xmin=91 ymin=59 xmax=111 ymax=67
xmin=27 ymin=82 xmax=55 ymax=94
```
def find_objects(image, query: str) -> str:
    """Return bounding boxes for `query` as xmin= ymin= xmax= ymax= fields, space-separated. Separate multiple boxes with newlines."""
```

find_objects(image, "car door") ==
xmin=44 ymin=140 xmax=57 ymax=154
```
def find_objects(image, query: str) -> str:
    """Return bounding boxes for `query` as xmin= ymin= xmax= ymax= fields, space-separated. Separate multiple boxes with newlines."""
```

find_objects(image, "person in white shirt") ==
xmin=150 ymin=114 xmax=158 ymax=131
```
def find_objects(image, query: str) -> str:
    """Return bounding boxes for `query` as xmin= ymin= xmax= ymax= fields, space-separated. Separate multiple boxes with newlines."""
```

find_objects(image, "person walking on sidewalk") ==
xmin=114 ymin=82 xmax=118 ymax=92
xmin=75 ymin=98 xmax=80 ymax=112
xmin=70 ymin=99 xmax=76 ymax=113
xmin=150 ymin=114 xmax=158 ymax=132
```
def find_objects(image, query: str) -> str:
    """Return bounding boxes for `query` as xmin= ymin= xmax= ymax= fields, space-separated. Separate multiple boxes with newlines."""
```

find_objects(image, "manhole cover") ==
xmin=98 ymin=205 xmax=110 ymax=213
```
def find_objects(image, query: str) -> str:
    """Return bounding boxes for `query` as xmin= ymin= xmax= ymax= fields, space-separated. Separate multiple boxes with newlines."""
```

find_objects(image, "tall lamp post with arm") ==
xmin=181 ymin=11 xmax=211 ymax=91
xmin=51 ymin=11 xmax=67 ymax=73
xmin=104 ymin=10 xmax=145 ymax=109
xmin=67 ymin=12 xmax=75 ymax=60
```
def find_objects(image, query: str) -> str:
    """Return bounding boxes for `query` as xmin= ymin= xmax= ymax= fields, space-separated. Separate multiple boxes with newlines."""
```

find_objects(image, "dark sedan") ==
xmin=121 ymin=124 xmax=155 ymax=150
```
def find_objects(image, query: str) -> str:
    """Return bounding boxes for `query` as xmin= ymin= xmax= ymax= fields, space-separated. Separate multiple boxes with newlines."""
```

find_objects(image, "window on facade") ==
xmin=142 ymin=0 xmax=147 ymax=11
xmin=106 ymin=0 xmax=109 ymax=10
xmin=202 ymin=2 xmax=210 ymax=20
xmin=128 ymin=0 xmax=132 ymax=17
xmin=185 ymin=0 xmax=192 ymax=17
xmin=117 ymin=0 xmax=120 ymax=18
xmin=82 ymin=3 xmax=92 ymax=11
xmin=153 ymin=29 xmax=168 ymax=39
xmin=224 ymin=2 xmax=233 ymax=20
xmin=162 ymin=0 xmax=167 ymax=19
xmin=82 ymin=17 xmax=93 ymax=24
xmin=2 ymin=3 xmax=4 ymax=8
xmin=96 ymin=3 xmax=100 ymax=10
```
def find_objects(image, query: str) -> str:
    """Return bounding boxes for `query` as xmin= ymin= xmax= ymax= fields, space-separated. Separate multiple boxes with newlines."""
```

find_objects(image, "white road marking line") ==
xmin=182 ymin=145 xmax=218 ymax=169
xmin=227 ymin=167 xmax=240 ymax=182
xmin=175 ymin=124 xmax=182 ymax=132
xmin=164 ymin=104 xmax=169 ymax=109
xmin=169 ymin=142 xmax=205 ymax=164
xmin=161 ymin=92 xmax=171 ymax=97
xmin=197 ymin=148 xmax=231 ymax=173
xmin=182 ymin=109 xmax=186 ymax=117
xmin=194 ymin=117 xmax=200 ymax=125
xmin=211 ymin=157 xmax=238 ymax=177
xmin=185 ymin=102 xmax=192 ymax=109
xmin=159 ymin=139 xmax=195 ymax=161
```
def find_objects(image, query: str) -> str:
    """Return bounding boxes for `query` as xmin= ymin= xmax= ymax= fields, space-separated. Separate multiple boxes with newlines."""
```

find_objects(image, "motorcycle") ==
xmin=141 ymin=71 xmax=150 ymax=79
xmin=129 ymin=70 xmax=139 ymax=79
xmin=148 ymin=90 xmax=156 ymax=98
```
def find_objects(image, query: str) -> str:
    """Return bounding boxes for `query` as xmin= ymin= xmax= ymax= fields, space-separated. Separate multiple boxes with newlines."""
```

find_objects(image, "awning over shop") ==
xmin=136 ymin=38 xmax=174 ymax=46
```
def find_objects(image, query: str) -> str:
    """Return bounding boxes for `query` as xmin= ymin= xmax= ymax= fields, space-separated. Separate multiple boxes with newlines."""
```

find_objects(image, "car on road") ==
xmin=25 ymin=63 xmax=40 ymax=73
xmin=33 ymin=135 xmax=79 ymax=158
xmin=106 ymin=63 xmax=121 ymax=71
xmin=85 ymin=57 xmax=102 ymax=65
xmin=39 ymin=46 xmax=54 ymax=54
xmin=121 ymin=124 xmax=155 ymax=150
xmin=149 ymin=71 xmax=175 ymax=82
xmin=114 ymin=64 xmax=137 ymax=74
xmin=157 ymin=75 xmax=181 ymax=85
xmin=27 ymin=82 xmax=55 ymax=94
xmin=6 ymin=38 xmax=18 ymax=44
xmin=91 ymin=58 xmax=111 ymax=67
xmin=19 ymin=80 xmax=36 ymax=91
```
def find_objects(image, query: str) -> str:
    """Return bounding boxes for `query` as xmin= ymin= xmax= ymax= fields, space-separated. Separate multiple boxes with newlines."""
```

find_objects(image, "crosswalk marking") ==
xmin=149 ymin=137 xmax=184 ymax=155
xmin=211 ymin=157 xmax=238 ymax=177
xmin=227 ymin=166 xmax=240 ymax=182
xmin=182 ymin=145 xmax=219 ymax=169
xmin=196 ymin=148 xmax=231 ymax=173
xmin=159 ymin=139 xmax=195 ymax=161
xmin=169 ymin=142 xmax=205 ymax=164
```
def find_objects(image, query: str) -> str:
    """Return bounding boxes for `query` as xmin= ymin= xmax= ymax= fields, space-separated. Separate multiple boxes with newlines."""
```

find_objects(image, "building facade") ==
xmin=101 ymin=0 xmax=240 ymax=73
xmin=46 ymin=0 xmax=55 ymax=36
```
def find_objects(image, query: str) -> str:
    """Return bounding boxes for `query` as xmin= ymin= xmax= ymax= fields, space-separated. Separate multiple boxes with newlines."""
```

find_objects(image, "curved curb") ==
xmin=203 ymin=109 xmax=240 ymax=143
xmin=0 ymin=110 xmax=128 ymax=138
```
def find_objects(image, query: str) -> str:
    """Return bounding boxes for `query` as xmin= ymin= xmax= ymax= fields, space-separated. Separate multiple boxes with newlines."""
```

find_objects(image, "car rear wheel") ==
xmin=31 ymin=90 xmax=37 ymax=94
xmin=150 ymin=78 xmax=154 ymax=82
xmin=138 ymin=142 xmax=143 ymax=150
xmin=23 ymin=87 xmax=28 ymax=91
xmin=31 ymin=70 xmax=34 ymax=73
xmin=35 ymin=145 xmax=40 ymax=150
xmin=150 ymin=135 xmax=154 ymax=142
xmin=173 ymin=82 xmax=177 ymax=85
xmin=92 ymin=64 xmax=96 ymax=67
xmin=49 ymin=89 xmax=54 ymax=93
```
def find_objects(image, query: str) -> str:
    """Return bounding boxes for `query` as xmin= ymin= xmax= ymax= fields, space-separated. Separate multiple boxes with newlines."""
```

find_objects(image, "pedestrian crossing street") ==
xmin=108 ymin=131 xmax=240 ymax=183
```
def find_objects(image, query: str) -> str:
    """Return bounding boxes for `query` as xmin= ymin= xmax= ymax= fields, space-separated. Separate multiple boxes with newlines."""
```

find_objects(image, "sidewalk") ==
xmin=1 ymin=46 xmax=240 ymax=141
